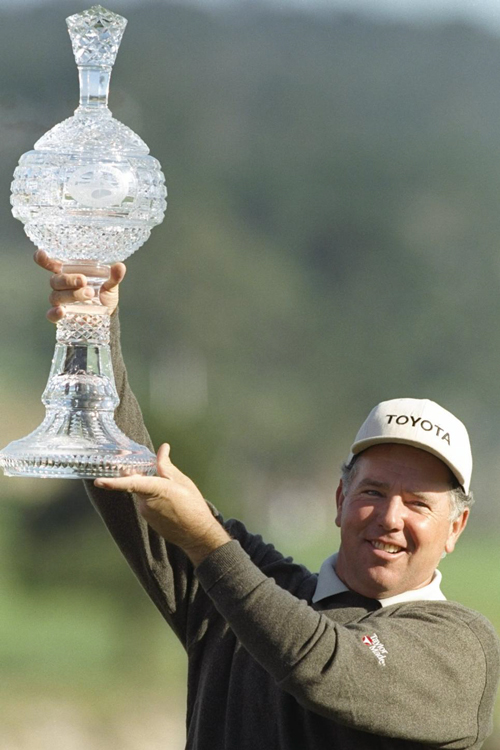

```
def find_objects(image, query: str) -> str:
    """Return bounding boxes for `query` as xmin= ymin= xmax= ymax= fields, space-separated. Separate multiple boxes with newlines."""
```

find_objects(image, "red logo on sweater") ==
xmin=362 ymin=633 xmax=388 ymax=666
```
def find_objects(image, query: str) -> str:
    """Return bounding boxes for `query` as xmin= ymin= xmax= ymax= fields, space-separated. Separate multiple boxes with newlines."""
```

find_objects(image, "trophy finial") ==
xmin=66 ymin=5 xmax=128 ymax=68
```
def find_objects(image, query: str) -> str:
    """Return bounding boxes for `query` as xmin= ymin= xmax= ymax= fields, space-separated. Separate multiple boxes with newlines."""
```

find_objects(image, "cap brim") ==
xmin=348 ymin=436 xmax=467 ymax=491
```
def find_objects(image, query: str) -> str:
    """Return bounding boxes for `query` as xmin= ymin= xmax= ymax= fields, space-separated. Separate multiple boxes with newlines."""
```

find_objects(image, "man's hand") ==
xmin=34 ymin=249 xmax=126 ymax=321
xmin=94 ymin=443 xmax=232 ymax=566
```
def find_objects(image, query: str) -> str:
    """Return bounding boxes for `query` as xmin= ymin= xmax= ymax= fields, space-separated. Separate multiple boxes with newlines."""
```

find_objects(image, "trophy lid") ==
xmin=33 ymin=112 xmax=150 ymax=154
xmin=34 ymin=5 xmax=148 ymax=154
xmin=66 ymin=5 xmax=127 ymax=68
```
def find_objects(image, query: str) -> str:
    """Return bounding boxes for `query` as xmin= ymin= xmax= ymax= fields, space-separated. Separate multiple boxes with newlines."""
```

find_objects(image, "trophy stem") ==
xmin=0 ymin=266 xmax=156 ymax=478
xmin=78 ymin=66 xmax=111 ymax=110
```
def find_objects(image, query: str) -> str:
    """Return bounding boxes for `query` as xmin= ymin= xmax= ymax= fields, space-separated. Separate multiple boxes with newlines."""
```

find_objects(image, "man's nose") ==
xmin=377 ymin=495 xmax=406 ymax=530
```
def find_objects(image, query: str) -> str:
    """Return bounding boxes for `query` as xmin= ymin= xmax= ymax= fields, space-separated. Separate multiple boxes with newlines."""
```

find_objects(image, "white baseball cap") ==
xmin=347 ymin=398 xmax=472 ymax=493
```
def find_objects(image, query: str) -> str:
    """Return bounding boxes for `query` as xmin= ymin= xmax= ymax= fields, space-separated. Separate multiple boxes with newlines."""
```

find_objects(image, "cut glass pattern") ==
xmin=56 ymin=310 xmax=111 ymax=345
xmin=66 ymin=5 xmax=128 ymax=68
xmin=34 ymin=109 xmax=149 ymax=153
xmin=1 ymin=411 xmax=157 ymax=479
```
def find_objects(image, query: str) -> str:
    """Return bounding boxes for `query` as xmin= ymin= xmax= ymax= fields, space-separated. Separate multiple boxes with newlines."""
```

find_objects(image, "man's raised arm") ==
xmin=34 ymin=250 xmax=230 ymax=644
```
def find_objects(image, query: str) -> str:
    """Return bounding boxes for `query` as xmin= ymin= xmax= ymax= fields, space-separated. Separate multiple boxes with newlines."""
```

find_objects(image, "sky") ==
xmin=0 ymin=0 xmax=499 ymax=32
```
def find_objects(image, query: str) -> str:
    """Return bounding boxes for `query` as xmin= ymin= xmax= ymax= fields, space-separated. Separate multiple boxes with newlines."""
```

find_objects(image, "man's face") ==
xmin=335 ymin=443 xmax=469 ymax=599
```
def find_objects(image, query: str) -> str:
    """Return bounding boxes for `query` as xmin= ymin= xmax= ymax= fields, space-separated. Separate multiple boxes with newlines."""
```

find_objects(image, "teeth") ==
xmin=372 ymin=541 xmax=402 ymax=554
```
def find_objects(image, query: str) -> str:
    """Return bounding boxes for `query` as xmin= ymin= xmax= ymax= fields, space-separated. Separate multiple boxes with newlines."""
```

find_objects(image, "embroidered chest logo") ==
xmin=362 ymin=633 xmax=388 ymax=667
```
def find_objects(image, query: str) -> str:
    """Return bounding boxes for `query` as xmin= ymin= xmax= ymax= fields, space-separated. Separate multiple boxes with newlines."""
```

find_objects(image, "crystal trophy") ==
xmin=0 ymin=6 xmax=166 ymax=478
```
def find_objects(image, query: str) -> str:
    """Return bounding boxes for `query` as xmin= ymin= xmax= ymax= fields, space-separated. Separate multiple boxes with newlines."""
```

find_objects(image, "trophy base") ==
xmin=0 ymin=412 xmax=156 ymax=479
xmin=0 ymin=452 xmax=156 ymax=479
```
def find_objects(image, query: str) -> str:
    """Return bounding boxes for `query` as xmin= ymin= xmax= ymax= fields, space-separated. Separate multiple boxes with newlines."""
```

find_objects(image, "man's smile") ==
xmin=369 ymin=539 xmax=406 ymax=555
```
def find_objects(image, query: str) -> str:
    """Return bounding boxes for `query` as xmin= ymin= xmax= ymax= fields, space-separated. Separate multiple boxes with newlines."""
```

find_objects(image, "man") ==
xmin=37 ymin=250 xmax=500 ymax=749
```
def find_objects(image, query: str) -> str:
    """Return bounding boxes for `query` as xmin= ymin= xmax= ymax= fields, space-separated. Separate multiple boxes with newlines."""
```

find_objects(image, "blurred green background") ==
xmin=0 ymin=0 xmax=499 ymax=747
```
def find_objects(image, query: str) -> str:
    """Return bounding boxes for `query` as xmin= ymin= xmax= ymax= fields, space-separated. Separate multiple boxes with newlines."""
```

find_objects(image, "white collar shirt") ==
xmin=312 ymin=552 xmax=447 ymax=607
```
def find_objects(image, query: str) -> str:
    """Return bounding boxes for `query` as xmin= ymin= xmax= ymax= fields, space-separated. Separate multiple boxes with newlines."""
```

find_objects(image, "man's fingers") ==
xmin=94 ymin=445 xmax=177 ymax=494
xmin=34 ymin=249 xmax=63 ymax=274
xmin=39 ymin=254 xmax=125 ymax=294
xmin=50 ymin=272 xmax=89 ymax=292
xmin=46 ymin=306 xmax=65 ymax=324
xmin=157 ymin=443 xmax=173 ymax=477
xmin=94 ymin=474 xmax=168 ymax=496
xmin=49 ymin=287 xmax=94 ymax=306
xmin=156 ymin=444 xmax=193 ymax=486
xmin=102 ymin=262 xmax=126 ymax=292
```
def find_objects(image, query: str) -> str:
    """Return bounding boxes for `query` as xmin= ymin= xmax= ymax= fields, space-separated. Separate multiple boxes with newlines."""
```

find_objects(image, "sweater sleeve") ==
xmin=195 ymin=539 xmax=500 ymax=747
xmin=84 ymin=311 xmax=201 ymax=647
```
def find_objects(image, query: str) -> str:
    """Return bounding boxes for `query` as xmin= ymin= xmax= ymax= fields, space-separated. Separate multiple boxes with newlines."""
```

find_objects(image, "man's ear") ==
xmin=444 ymin=508 xmax=469 ymax=554
xmin=335 ymin=481 xmax=344 ymax=529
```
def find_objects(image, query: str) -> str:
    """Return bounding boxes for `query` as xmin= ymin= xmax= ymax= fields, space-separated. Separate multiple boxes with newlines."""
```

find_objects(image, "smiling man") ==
xmin=323 ymin=398 xmax=473 ymax=606
xmin=335 ymin=443 xmax=465 ymax=599
xmin=37 ymin=252 xmax=500 ymax=750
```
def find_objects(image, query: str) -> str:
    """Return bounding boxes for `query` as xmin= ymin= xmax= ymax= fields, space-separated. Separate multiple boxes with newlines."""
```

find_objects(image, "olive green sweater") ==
xmin=86 ymin=315 xmax=500 ymax=749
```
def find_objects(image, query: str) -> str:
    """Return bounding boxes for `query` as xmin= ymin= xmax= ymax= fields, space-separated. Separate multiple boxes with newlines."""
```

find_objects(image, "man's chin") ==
xmin=354 ymin=569 xmax=407 ymax=599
